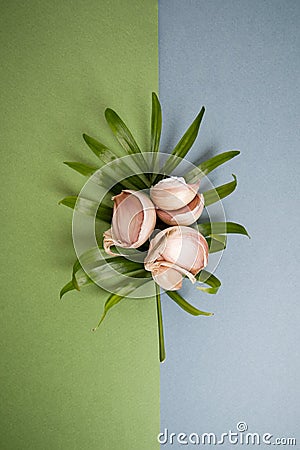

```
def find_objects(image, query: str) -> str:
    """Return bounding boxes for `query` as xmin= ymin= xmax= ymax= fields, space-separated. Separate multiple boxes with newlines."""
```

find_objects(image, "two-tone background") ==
xmin=1 ymin=1 xmax=299 ymax=449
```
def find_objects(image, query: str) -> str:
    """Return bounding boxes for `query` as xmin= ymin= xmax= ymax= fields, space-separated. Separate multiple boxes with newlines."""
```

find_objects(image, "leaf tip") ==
xmin=195 ymin=106 xmax=205 ymax=121
xmin=242 ymin=225 xmax=251 ymax=238
xmin=239 ymin=223 xmax=250 ymax=239
xmin=104 ymin=107 xmax=114 ymax=118
xmin=200 ymin=105 xmax=205 ymax=116
xmin=92 ymin=314 xmax=105 ymax=332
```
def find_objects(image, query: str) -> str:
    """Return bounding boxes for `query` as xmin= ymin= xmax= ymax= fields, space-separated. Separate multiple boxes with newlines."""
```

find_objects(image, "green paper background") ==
xmin=0 ymin=1 xmax=159 ymax=449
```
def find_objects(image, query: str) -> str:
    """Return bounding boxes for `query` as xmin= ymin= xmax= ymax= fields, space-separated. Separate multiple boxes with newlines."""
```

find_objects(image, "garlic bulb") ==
xmin=144 ymin=226 xmax=208 ymax=291
xmin=150 ymin=176 xmax=201 ymax=211
xmin=156 ymin=193 xmax=204 ymax=226
xmin=103 ymin=190 xmax=156 ymax=256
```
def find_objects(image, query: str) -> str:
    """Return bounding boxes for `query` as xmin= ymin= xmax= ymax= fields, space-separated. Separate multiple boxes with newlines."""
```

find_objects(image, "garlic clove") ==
xmin=144 ymin=225 xmax=208 ymax=290
xmin=150 ymin=176 xmax=201 ymax=211
xmin=152 ymin=266 xmax=183 ymax=291
xmin=111 ymin=191 xmax=143 ymax=244
xmin=144 ymin=227 xmax=169 ymax=266
xmin=103 ymin=228 xmax=118 ymax=256
xmin=156 ymin=193 xmax=204 ymax=226
xmin=161 ymin=226 xmax=208 ymax=275
xmin=131 ymin=191 xmax=157 ymax=246
xmin=103 ymin=190 xmax=156 ymax=255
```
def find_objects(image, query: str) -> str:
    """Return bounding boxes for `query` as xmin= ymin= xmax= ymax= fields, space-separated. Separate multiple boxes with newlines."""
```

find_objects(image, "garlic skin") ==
xmin=103 ymin=190 xmax=156 ymax=256
xmin=156 ymin=193 xmax=204 ymax=226
xmin=144 ymin=226 xmax=208 ymax=291
xmin=150 ymin=176 xmax=201 ymax=211
xmin=152 ymin=266 xmax=183 ymax=291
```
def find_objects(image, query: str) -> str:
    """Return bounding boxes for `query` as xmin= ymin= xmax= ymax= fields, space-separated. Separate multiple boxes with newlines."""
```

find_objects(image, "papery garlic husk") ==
xmin=144 ymin=226 xmax=209 ymax=291
xmin=103 ymin=190 xmax=156 ymax=256
xmin=150 ymin=176 xmax=201 ymax=211
xmin=151 ymin=266 xmax=183 ymax=291
xmin=156 ymin=193 xmax=204 ymax=226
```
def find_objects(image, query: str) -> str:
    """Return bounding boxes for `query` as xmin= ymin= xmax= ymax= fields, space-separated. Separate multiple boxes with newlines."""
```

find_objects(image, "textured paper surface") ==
xmin=0 ymin=1 xmax=159 ymax=449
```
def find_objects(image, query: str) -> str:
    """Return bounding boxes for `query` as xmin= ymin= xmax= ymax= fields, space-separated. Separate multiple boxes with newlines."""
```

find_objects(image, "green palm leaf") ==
xmin=92 ymin=293 xmax=124 ymax=331
xmin=75 ymin=252 xmax=146 ymax=285
xmin=155 ymin=284 xmax=165 ymax=362
xmin=60 ymin=246 xmax=151 ymax=300
xmin=202 ymin=174 xmax=237 ymax=206
xmin=91 ymin=277 xmax=152 ymax=331
xmin=196 ymin=270 xmax=221 ymax=294
xmin=82 ymin=133 xmax=117 ymax=163
xmin=63 ymin=161 xmax=98 ymax=176
xmin=206 ymin=235 xmax=227 ymax=253
xmin=151 ymin=92 xmax=162 ymax=153
xmin=185 ymin=150 xmax=240 ymax=183
xmin=70 ymin=248 xmax=116 ymax=290
xmin=198 ymin=221 xmax=250 ymax=238
xmin=166 ymin=291 xmax=213 ymax=316
xmin=60 ymin=280 xmax=76 ymax=299
xmin=59 ymin=196 xmax=113 ymax=223
xmin=96 ymin=162 xmax=150 ymax=190
xmin=63 ymin=160 xmax=150 ymax=191
xmin=105 ymin=108 xmax=141 ymax=155
xmin=83 ymin=133 xmax=150 ymax=189
xmin=162 ymin=106 xmax=205 ymax=174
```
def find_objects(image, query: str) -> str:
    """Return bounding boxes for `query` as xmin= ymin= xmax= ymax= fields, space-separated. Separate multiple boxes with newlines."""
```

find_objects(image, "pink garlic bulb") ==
xmin=156 ymin=193 xmax=204 ymax=226
xmin=144 ymin=226 xmax=208 ymax=291
xmin=103 ymin=190 xmax=156 ymax=256
xmin=150 ymin=176 xmax=201 ymax=211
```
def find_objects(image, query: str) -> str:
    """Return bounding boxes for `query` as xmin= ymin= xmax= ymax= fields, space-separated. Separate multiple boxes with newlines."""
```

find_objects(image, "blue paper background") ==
xmin=159 ymin=0 xmax=300 ymax=447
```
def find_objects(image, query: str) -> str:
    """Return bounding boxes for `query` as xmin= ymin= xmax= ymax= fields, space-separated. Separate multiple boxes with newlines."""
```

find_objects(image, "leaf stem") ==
xmin=155 ymin=284 xmax=166 ymax=363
